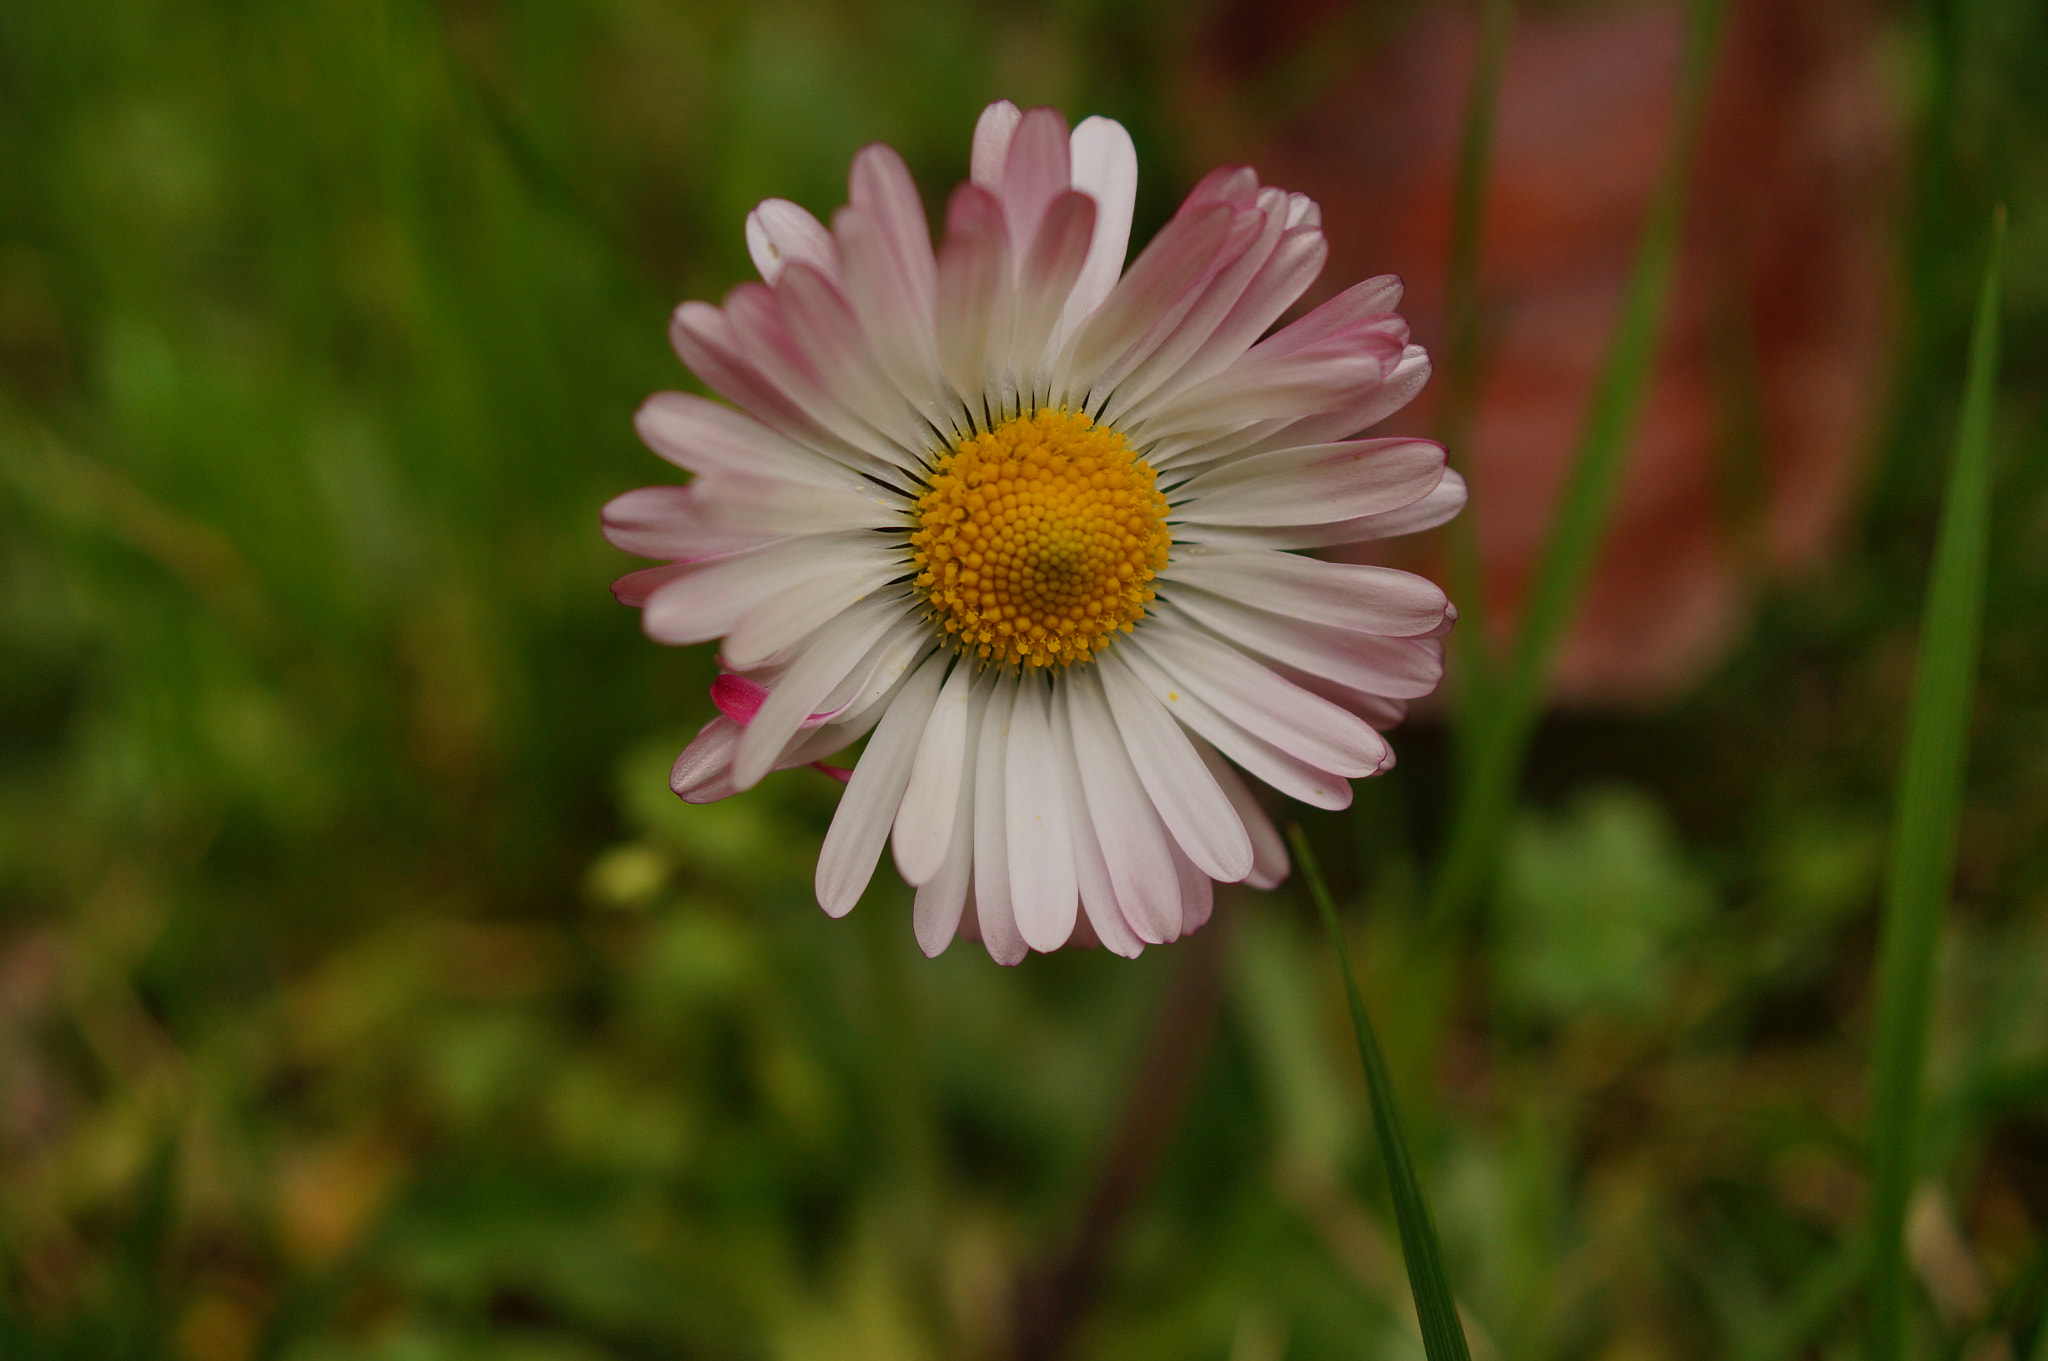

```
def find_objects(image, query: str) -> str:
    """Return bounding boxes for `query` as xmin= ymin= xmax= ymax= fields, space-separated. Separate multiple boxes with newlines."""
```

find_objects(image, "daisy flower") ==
xmin=605 ymin=101 xmax=1462 ymax=962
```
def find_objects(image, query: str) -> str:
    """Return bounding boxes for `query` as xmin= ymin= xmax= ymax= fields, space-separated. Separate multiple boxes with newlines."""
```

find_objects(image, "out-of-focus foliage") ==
xmin=1 ymin=1 xmax=2046 ymax=1359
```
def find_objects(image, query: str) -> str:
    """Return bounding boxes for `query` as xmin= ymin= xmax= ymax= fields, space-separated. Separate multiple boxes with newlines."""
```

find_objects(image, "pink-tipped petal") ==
xmin=935 ymin=183 xmax=1016 ymax=413
xmin=1000 ymin=107 xmax=1071 ymax=265
xmin=670 ymin=716 xmax=743 ymax=804
xmin=1172 ymin=438 xmax=1447 ymax=528
xmin=746 ymin=198 xmax=840 ymax=286
xmin=1162 ymin=547 xmax=1451 ymax=639
xmin=970 ymin=100 xmax=1023 ymax=191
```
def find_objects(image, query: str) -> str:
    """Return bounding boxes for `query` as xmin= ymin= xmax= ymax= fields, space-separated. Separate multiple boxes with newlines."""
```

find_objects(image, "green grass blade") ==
xmin=1289 ymin=825 xmax=1473 ymax=1361
xmin=1428 ymin=0 xmax=1727 ymax=923
xmin=1437 ymin=0 xmax=1517 ymax=726
xmin=1865 ymin=205 xmax=2006 ymax=1361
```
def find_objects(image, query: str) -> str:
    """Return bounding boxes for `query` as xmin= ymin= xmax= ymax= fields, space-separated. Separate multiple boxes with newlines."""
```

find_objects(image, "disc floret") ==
xmin=909 ymin=408 xmax=1171 ymax=669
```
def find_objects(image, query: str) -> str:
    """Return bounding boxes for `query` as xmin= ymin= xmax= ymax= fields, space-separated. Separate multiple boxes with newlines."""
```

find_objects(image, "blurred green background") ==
xmin=2 ymin=0 xmax=2046 ymax=1358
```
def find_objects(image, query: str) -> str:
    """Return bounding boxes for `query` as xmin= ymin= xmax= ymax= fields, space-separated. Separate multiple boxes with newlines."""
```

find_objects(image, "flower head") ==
xmin=605 ymin=101 xmax=1463 ymax=962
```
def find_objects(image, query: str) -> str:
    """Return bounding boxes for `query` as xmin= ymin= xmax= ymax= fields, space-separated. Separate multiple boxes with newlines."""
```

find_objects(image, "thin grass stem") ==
xmin=1427 ymin=0 xmax=1727 ymax=924
xmin=1865 ymin=205 xmax=2006 ymax=1361
xmin=1289 ymin=824 xmax=1472 ymax=1361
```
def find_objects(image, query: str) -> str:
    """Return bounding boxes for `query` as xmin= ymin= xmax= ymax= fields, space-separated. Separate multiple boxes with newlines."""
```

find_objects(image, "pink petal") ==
xmin=612 ymin=561 xmax=691 ymax=607
xmin=670 ymin=716 xmax=743 ymax=804
xmin=711 ymin=672 xmax=768 ymax=724
xmin=1010 ymin=189 xmax=1097 ymax=384
xmin=1161 ymin=546 xmax=1451 ymax=639
xmin=970 ymin=100 xmax=1023 ymax=191
xmin=1000 ymin=106 xmax=1071 ymax=265
xmin=934 ymin=183 xmax=1016 ymax=413
xmin=1171 ymin=437 xmax=1447 ymax=527
xmin=746 ymin=198 xmax=840 ymax=286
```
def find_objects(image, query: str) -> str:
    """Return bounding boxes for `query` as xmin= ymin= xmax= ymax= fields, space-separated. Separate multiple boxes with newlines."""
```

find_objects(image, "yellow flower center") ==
xmin=909 ymin=408 xmax=1171 ymax=670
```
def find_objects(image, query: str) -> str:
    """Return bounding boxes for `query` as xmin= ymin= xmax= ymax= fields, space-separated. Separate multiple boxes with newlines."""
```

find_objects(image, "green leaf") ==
xmin=1865 ymin=206 xmax=2006 ymax=1361
xmin=1289 ymin=824 xmax=1473 ymax=1361
xmin=1429 ymin=0 xmax=1728 ymax=923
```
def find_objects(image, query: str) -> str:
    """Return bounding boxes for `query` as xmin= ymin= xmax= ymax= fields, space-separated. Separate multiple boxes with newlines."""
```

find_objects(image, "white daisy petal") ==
xmin=1194 ymin=740 xmax=1290 ymax=890
xmin=911 ymin=669 xmax=992 ymax=954
xmin=635 ymin=391 xmax=863 ymax=490
xmin=971 ymin=674 xmax=1028 ymax=965
xmin=775 ymin=262 xmax=943 ymax=459
xmin=1050 ymin=681 xmax=1146 ymax=957
xmin=1060 ymin=115 xmax=1138 ymax=339
xmin=816 ymin=649 xmax=952 ymax=917
xmin=892 ymin=660 xmax=976 ymax=886
xmin=1156 ymin=593 xmax=1444 ymax=700
xmin=1133 ymin=619 xmax=1388 ymax=777
xmin=1066 ymin=668 xmax=1183 ymax=944
xmin=1005 ymin=674 xmax=1080 ymax=953
xmin=642 ymin=533 xmax=895 ymax=646
xmin=1095 ymin=652 xmax=1253 ymax=884
xmin=733 ymin=593 xmax=906 ymax=789
xmin=602 ymin=485 xmax=770 ymax=561
xmin=1172 ymin=842 xmax=1214 ymax=935
xmin=1115 ymin=639 xmax=1354 ymax=811
xmin=1162 ymin=545 xmax=1451 ymax=639
xmin=1173 ymin=466 xmax=1466 ymax=550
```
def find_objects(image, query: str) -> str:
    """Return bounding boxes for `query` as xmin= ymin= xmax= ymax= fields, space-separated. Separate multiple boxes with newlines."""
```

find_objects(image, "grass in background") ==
xmin=1 ymin=1 xmax=2047 ymax=1359
xmin=1428 ymin=0 xmax=1727 ymax=923
xmin=1865 ymin=206 xmax=2006 ymax=1361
